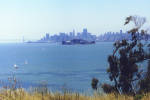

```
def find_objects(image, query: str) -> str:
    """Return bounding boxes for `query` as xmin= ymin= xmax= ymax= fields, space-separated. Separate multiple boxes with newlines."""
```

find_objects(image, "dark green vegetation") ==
xmin=92 ymin=16 xmax=150 ymax=97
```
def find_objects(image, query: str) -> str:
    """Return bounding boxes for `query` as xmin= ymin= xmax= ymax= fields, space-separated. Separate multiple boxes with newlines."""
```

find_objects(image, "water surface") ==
xmin=0 ymin=42 xmax=113 ymax=92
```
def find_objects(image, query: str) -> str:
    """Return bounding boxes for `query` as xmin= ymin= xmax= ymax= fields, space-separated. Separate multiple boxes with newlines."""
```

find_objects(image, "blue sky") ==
xmin=0 ymin=0 xmax=150 ymax=42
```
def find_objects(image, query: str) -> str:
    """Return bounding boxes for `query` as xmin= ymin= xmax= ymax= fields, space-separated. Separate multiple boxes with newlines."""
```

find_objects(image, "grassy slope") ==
xmin=1 ymin=89 xmax=150 ymax=100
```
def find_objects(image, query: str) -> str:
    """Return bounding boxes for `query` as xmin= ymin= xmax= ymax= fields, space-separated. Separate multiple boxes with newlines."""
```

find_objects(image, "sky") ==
xmin=0 ymin=0 xmax=150 ymax=42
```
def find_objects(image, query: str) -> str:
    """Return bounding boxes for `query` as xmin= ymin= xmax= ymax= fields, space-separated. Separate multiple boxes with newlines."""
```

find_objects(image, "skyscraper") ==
xmin=73 ymin=29 xmax=75 ymax=38
xmin=83 ymin=28 xmax=87 ymax=33
xmin=82 ymin=28 xmax=88 ymax=39
xmin=46 ymin=33 xmax=50 ymax=40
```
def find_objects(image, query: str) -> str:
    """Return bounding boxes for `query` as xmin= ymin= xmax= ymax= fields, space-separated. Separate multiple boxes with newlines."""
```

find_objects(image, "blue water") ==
xmin=0 ymin=42 xmax=113 ymax=92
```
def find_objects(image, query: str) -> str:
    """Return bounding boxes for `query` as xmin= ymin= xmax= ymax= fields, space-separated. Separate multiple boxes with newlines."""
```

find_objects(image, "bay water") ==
xmin=0 ymin=42 xmax=113 ymax=92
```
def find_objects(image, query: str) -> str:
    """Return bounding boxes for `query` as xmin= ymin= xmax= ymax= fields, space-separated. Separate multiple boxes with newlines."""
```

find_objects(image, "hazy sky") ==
xmin=0 ymin=0 xmax=150 ymax=42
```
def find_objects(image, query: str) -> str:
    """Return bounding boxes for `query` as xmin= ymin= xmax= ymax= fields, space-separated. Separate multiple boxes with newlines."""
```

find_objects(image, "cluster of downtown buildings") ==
xmin=37 ymin=28 xmax=97 ymax=43
xmin=31 ymin=29 xmax=150 ymax=43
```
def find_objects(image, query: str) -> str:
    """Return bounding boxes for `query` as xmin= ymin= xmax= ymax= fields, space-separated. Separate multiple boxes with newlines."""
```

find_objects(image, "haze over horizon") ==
xmin=0 ymin=0 xmax=150 ymax=42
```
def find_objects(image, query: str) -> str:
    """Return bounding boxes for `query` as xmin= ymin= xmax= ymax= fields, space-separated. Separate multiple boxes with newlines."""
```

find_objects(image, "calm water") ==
xmin=0 ymin=42 xmax=113 ymax=92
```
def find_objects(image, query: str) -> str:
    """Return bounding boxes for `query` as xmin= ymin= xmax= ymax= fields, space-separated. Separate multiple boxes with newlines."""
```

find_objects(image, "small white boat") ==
xmin=14 ymin=64 xmax=18 ymax=69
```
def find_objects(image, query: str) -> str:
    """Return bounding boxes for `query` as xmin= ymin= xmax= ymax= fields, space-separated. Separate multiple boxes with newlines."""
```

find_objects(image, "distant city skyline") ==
xmin=27 ymin=28 xmax=149 ymax=43
xmin=0 ymin=0 xmax=150 ymax=42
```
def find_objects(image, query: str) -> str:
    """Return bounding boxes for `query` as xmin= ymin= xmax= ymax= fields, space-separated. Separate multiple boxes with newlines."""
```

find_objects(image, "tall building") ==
xmin=46 ymin=33 xmax=50 ymax=40
xmin=82 ymin=28 xmax=88 ymax=40
xmin=77 ymin=32 xmax=81 ymax=39
xmin=73 ymin=29 xmax=75 ymax=38
xmin=83 ymin=28 xmax=87 ymax=33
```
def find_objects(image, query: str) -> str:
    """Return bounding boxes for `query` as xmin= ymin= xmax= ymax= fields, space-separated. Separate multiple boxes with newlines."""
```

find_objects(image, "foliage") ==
xmin=100 ymin=15 xmax=150 ymax=95
xmin=134 ymin=94 xmax=144 ymax=100
xmin=138 ymin=60 xmax=150 ymax=93
xmin=101 ymin=83 xmax=117 ymax=93
xmin=91 ymin=78 xmax=99 ymax=90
